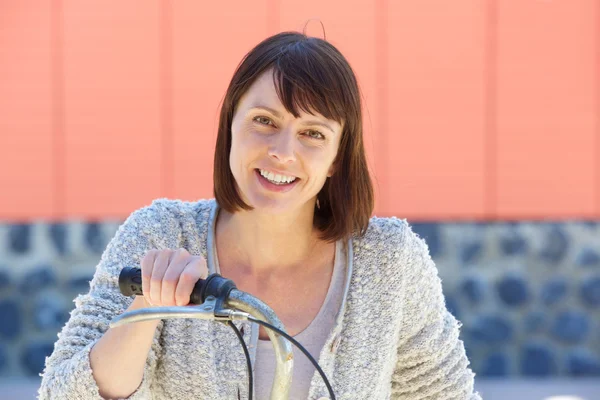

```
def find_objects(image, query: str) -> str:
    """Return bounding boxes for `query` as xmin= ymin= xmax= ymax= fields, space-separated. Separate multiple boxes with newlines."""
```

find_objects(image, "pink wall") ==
xmin=1 ymin=0 xmax=599 ymax=222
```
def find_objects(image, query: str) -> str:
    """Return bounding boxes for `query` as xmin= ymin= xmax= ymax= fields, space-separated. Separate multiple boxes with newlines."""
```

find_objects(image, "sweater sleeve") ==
xmin=38 ymin=199 xmax=180 ymax=400
xmin=390 ymin=226 xmax=482 ymax=400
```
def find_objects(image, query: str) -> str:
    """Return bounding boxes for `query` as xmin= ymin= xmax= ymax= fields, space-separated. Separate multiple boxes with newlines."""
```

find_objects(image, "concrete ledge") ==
xmin=2 ymin=378 xmax=599 ymax=400
xmin=475 ymin=378 xmax=600 ymax=400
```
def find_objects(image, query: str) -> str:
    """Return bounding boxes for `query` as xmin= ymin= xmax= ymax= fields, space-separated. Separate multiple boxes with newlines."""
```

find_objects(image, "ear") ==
xmin=327 ymin=164 xmax=335 ymax=178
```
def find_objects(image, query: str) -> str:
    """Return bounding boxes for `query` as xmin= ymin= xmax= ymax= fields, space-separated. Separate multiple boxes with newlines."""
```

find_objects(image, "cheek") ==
xmin=228 ymin=133 xmax=245 ymax=171
xmin=304 ymin=152 xmax=335 ymax=178
xmin=229 ymin=128 xmax=260 ymax=170
xmin=233 ymin=124 xmax=264 ymax=147
xmin=319 ymin=149 xmax=339 ymax=178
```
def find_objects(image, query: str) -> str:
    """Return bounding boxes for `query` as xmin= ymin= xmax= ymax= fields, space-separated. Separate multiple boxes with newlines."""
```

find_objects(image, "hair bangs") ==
xmin=271 ymin=47 xmax=349 ymax=127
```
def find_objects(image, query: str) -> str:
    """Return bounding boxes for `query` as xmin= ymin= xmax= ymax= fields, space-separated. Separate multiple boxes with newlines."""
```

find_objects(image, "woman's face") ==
xmin=229 ymin=69 xmax=343 ymax=215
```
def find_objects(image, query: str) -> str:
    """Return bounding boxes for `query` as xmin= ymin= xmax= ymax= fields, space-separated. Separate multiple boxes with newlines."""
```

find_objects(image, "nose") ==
xmin=267 ymin=129 xmax=296 ymax=164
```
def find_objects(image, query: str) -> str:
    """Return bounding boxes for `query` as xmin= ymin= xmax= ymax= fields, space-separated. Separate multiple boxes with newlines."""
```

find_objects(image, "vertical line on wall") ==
xmin=375 ymin=0 xmax=389 ymax=215
xmin=51 ymin=0 xmax=66 ymax=220
xmin=595 ymin=0 xmax=600 ymax=216
xmin=267 ymin=0 xmax=280 ymax=36
xmin=484 ymin=0 xmax=498 ymax=220
xmin=160 ymin=0 xmax=174 ymax=198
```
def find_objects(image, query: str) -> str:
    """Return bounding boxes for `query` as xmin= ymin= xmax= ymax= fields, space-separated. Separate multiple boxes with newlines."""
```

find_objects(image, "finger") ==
xmin=149 ymin=249 xmax=174 ymax=305
xmin=140 ymin=249 xmax=159 ymax=303
xmin=175 ymin=257 xmax=207 ymax=306
xmin=161 ymin=249 xmax=191 ymax=306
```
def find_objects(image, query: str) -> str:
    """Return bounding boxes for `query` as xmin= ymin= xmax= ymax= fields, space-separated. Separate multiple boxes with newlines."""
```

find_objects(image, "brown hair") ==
xmin=213 ymin=31 xmax=374 ymax=242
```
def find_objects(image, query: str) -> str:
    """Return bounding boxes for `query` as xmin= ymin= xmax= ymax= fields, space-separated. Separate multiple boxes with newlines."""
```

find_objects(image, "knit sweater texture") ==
xmin=38 ymin=198 xmax=482 ymax=400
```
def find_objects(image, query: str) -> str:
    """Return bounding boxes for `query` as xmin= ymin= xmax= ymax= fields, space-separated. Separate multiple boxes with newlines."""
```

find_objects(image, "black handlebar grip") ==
xmin=118 ymin=267 xmax=237 ymax=305
xmin=118 ymin=267 xmax=144 ymax=296
xmin=118 ymin=267 xmax=207 ymax=304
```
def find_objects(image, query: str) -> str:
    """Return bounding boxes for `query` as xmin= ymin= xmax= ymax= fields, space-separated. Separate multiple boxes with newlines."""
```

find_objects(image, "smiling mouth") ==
xmin=255 ymin=169 xmax=299 ymax=185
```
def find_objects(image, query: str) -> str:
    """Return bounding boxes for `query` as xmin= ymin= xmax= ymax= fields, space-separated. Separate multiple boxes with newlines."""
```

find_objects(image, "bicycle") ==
xmin=110 ymin=267 xmax=336 ymax=400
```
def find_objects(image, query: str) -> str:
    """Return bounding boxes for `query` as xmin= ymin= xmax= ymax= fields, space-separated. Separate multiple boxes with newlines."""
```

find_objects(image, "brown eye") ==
xmin=305 ymin=130 xmax=325 ymax=140
xmin=253 ymin=116 xmax=273 ymax=126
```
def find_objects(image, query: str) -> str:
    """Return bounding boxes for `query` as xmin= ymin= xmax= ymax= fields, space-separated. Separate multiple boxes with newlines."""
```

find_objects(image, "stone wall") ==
xmin=410 ymin=221 xmax=600 ymax=377
xmin=0 ymin=218 xmax=599 ymax=378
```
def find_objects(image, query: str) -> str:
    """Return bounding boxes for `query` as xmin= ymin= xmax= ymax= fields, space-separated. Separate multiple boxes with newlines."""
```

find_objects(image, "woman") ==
xmin=39 ymin=32 xmax=481 ymax=400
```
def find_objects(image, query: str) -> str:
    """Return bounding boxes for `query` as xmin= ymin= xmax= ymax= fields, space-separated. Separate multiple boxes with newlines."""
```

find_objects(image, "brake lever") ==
xmin=109 ymin=296 xmax=250 ymax=328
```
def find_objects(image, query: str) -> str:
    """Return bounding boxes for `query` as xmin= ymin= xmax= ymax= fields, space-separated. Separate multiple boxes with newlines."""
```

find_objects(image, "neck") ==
xmin=215 ymin=204 xmax=325 ymax=277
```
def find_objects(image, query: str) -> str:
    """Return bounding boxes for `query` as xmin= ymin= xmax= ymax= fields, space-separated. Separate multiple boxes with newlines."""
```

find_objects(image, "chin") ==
xmin=252 ymin=200 xmax=294 ymax=214
xmin=243 ymin=195 xmax=300 ymax=215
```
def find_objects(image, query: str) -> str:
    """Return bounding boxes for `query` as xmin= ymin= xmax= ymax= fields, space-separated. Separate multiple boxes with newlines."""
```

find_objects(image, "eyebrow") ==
xmin=249 ymin=105 xmax=336 ymax=134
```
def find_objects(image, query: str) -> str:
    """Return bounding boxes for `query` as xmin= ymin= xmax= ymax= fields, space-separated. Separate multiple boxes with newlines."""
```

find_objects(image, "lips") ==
xmin=255 ymin=169 xmax=300 ymax=193
xmin=258 ymin=168 xmax=298 ymax=183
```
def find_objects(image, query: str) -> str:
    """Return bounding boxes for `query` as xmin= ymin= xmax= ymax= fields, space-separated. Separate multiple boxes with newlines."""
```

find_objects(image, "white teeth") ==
xmin=259 ymin=169 xmax=296 ymax=184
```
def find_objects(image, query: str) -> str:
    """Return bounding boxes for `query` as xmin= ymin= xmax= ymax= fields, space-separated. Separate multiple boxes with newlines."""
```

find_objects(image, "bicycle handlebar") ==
xmin=118 ymin=267 xmax=237 ymax=306
xmin=112 ymin=267 xmax=295 ymax=400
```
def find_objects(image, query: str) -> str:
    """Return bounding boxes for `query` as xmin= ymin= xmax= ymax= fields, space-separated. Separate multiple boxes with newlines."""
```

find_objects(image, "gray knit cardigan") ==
xmin=38 ymin=198 xmax=482 ymax=400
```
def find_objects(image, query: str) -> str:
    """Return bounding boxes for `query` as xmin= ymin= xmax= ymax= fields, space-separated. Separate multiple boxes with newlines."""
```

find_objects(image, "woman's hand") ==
xmin=140 ymin=248 xmax=209 ymax=307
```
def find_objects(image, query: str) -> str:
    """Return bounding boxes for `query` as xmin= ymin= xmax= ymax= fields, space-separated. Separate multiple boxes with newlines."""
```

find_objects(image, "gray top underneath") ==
xmin=212 ymin=234 xmax=346 ymax=400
